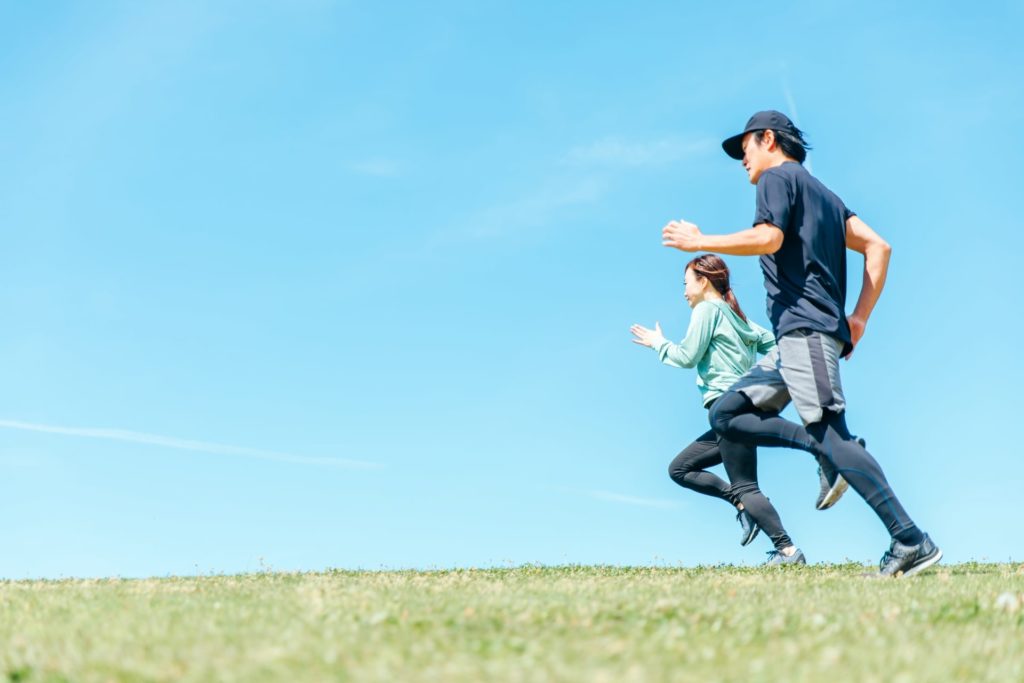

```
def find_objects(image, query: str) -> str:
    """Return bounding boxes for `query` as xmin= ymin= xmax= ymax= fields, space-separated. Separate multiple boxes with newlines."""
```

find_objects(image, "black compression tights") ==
xmin=714 ymin=435 xmax=793 ymax=550
xmin=667 ymin=430 xmax=737 ymax=507
xmin=709 ymin=391 xmax=920 ymax=542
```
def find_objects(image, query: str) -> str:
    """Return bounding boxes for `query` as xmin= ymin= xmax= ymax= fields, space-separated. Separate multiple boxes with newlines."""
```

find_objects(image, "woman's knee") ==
xmin=668 ymin=456 xmax=694 ymax=484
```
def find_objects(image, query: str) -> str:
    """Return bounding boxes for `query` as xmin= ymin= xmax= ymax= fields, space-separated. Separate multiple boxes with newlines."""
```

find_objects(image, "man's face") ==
xmin=741 ymin=131 xmax=772 ymax=184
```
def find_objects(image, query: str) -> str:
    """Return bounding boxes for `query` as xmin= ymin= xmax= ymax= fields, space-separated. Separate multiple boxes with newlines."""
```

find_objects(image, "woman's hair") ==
xmin=686 ymin=253 xmax=747 ymax=322
xmin=754 ymin=127 xmax=811 ymax=164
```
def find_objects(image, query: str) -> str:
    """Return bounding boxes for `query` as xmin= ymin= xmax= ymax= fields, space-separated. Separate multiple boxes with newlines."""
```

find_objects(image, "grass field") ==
xmin=2 ymin=563 xmax=1022 ymax=682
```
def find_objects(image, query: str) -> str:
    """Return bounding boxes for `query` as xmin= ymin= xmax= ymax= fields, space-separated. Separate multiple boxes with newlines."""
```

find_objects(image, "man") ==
xmin=662 ymin=110 xmax=941 ymax=578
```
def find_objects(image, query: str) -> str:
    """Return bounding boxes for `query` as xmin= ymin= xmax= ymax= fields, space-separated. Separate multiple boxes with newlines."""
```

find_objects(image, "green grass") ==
xmin=1 ymin=563 xmax=1023 ymax=682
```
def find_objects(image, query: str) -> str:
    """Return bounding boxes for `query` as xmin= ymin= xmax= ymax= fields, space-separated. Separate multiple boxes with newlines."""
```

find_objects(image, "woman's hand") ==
xmin=631 ymin=322 xmax=666 ymax=348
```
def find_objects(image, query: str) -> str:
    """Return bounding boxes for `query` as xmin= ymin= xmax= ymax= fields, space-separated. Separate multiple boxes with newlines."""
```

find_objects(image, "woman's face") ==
xmin=683 ymin=267 xmax=707 ymax=308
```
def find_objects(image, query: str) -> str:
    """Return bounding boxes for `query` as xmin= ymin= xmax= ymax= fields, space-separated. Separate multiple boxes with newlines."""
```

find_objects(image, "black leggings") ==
xmin=709 ymin=390 xmax=920 ymax=541
xmin=668 ymin=404 xmax=824 ymax=550
xmin=667 ymin=430 xmax=737 ymax=507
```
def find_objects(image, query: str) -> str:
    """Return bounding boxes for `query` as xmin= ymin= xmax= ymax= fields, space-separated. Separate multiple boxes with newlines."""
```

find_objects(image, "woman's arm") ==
xmin=751 ymin=321 xmax=777 ymax=354
xmin=631 ymin=304 xmax=717 ymax=369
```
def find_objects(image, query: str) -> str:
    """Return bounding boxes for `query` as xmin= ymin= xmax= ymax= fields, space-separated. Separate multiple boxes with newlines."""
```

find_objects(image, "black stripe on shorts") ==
xmin=806 ymin=332 xmax=834 ymax=407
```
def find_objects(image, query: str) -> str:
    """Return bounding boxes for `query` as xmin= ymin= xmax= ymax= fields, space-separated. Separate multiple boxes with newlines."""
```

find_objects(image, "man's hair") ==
xmin=754 ymin=127 xmax=811 ymax=164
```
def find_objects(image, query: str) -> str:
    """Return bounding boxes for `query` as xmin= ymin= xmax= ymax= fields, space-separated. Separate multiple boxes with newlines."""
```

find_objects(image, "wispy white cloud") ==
xmin=587 ymin=489 xmax=680 ymax=510
xmin=322 ymin=174 xmax=609 ymax=294
xmin=461 ymin=176 xmax=607 ymax=240
xmin=349 ymin=158 xmax=404 ymax=177
xmin=0 ymin=419 xmax=380 ymax=470
xmin=462 ymin=136 xmax=712 ymax=240
xmin=781 ymin=72 xmax=814 ymax=174
xmin=564 ymin=136 xmax=714 ymax=167
xmin=781 ymin=80 xmax=800 ymax=128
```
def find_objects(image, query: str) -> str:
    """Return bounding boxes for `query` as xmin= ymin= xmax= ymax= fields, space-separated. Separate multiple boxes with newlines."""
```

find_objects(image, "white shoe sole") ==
xmin=817 ymin=474 xmax=849 ymax=510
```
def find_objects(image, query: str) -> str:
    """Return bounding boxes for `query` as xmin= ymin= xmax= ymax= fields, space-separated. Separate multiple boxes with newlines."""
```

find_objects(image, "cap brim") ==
xmin=721 ymin=133 xmax=745 ymax=160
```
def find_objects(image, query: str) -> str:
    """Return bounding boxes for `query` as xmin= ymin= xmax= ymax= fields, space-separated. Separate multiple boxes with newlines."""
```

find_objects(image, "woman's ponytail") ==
xmin=723 ymin=288 xmax=747 ymax=323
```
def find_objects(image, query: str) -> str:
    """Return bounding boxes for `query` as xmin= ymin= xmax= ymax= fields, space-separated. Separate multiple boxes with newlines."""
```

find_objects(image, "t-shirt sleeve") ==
xmin=753 ymin=170 xmax=793 ymax=231
xmin=842 ymin=202 xmax=856 ymax=221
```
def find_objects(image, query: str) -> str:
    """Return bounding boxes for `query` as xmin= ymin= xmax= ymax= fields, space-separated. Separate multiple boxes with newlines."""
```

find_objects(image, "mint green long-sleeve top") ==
xmin=652 ymin=299 xmax=777 ymax=407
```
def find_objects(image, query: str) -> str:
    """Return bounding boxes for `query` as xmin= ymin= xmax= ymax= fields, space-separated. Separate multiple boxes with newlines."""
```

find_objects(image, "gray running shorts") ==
xmin=729 ymin=329 xmax=846 ymax=425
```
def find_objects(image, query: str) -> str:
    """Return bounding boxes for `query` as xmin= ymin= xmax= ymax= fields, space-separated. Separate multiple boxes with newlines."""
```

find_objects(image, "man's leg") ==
xmin=709 ymin=342 xmax=848 ymax=508
xmin=710 ymin=346 xmax=828 ymax=456
xmin=773 ymin=330 xmax=940 ymax=576
xmin=807 ymin=411 xmax=919 ymax=541
xmin=709 ymin=390 xmax=848 ymax=509
xmin=808 ymin=410 xmax=941 ymax=576
xmin=768 ymin=332 xmax=917 ymax=538
xmin=710 ymin=391 xmax=817 ymax=451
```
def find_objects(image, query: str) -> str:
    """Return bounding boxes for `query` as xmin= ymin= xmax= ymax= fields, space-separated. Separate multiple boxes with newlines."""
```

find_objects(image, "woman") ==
xmin=631 ymin=254 xmax=809 ymax=564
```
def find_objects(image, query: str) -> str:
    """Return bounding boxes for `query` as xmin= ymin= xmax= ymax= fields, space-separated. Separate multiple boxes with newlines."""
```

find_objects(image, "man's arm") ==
xmin=662 ymin=220 xmax=783 ymax=256
xmin=845 ymin=215 xmax=892 ymax=348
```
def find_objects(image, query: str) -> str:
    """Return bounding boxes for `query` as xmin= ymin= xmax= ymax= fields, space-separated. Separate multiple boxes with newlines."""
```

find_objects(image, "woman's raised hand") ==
xmin=630 ymin=321 xmax=665 ymax=348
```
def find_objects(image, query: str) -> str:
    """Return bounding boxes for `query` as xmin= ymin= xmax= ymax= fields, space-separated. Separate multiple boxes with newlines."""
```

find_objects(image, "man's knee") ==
xmin=807 ymin=410 xmax=853 ymax=447
xmin=823 ymin=409 xmax=852 ymax=439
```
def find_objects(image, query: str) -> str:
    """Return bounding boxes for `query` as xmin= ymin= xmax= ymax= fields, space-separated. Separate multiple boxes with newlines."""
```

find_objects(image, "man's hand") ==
xmin=630 ymin=322 xmax=666 ymax=348
xmin=662 ymin=219 xmax=703 ymax=252
xmin=845 ymin=216 xmax=890 ymax=360
xmin=845 ymin=313 xmax=866 ymax=360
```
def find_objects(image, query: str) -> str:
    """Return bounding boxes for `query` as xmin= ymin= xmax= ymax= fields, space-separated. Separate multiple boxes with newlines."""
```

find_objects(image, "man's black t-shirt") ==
xmin=753 ymin=161 xmax=854 ymax=355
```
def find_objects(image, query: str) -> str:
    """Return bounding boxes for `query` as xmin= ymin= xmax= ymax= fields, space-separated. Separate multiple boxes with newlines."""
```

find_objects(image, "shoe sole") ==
xmin=902 ymin=547 xmax=943 ymax=578
xmin=741 ymin=525 xmax=760 ymax=547
xmin=815 ymin=439 xmax=864 ymax=510
xmin=816 ymin=474 xmax=849 ymax=511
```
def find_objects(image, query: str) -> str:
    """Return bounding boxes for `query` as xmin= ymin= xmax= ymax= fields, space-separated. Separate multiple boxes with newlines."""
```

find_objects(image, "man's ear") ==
xmin=761 ymin=129 xmax=777 ymax=152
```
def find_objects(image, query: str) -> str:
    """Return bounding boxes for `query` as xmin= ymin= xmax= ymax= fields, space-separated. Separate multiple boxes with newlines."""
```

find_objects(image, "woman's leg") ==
xmin=668 ymin=429 xmax=760 ymax=546
xmin=667 ymin=429 xmax=735 ymax=505
xmin=717 ymin=436 xmax=794 ymax=552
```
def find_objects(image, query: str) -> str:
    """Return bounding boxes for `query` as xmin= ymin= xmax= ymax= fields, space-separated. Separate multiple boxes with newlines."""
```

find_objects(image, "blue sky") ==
xmin=0 ymin=1 xmax=1021 ymax=578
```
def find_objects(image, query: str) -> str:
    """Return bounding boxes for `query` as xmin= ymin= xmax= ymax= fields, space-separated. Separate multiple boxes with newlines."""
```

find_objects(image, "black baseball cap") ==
xmin=721 ymin=110 xmax=798 ymax=160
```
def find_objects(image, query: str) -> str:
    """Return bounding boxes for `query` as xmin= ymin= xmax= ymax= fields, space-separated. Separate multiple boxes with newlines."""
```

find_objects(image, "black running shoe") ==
xmin=875 ymin=533 xmax=943 ymax=578
xmin=764 ymin=548 xmax=806 ymax=566
xmin=737 ymin=509 xmax=759 ymax=547
xmin=814 ymin=436 xmax=865 ymax=511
